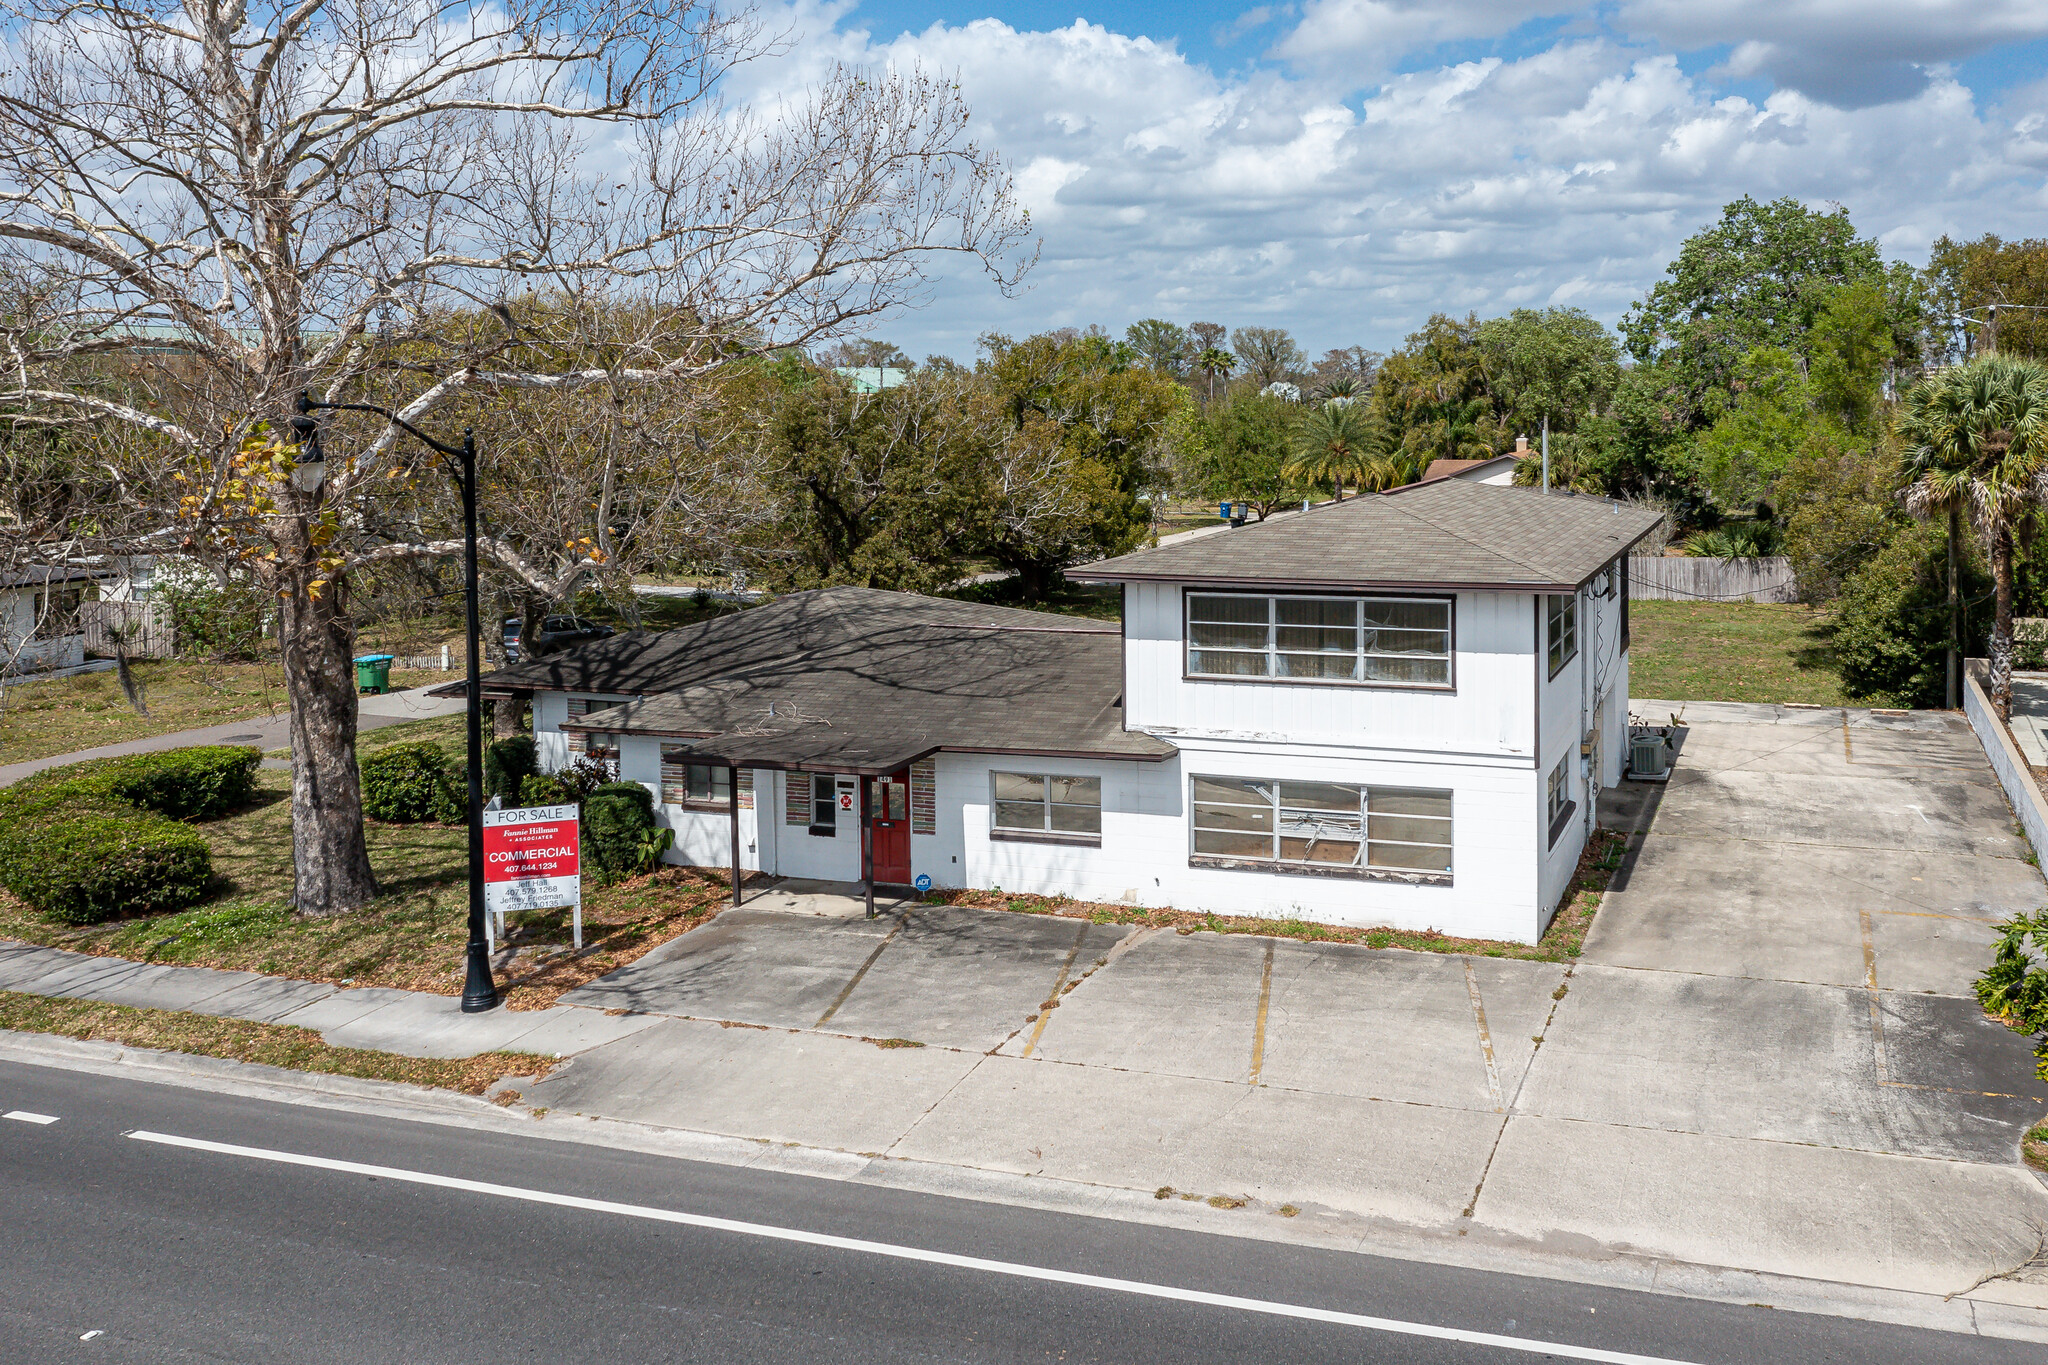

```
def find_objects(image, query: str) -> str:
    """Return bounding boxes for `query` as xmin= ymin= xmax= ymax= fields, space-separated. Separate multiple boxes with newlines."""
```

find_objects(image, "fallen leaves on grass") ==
xmin=0 ymin=990 xmax=549 ymax=1095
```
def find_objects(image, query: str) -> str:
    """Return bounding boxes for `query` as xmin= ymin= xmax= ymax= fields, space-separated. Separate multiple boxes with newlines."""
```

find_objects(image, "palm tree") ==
xmin=1897 ymin=354 xmax=2048 ymax=718
xmin=1313 ymin=374 xmax=1362 ymax=403
xmin=1287 ymin=401 xmax=1392 ymax=500
xmin=1195 ymin=347 xmax=1235 ymax=405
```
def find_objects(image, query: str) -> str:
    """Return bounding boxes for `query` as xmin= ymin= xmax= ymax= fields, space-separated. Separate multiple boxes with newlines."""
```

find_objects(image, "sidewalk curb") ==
xmin=6 ymin=1029 xmax=2043 ymax=1344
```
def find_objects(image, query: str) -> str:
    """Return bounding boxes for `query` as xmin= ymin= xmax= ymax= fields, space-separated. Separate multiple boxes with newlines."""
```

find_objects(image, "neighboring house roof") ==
xmin=0 ymin=566 xmax=114 ymax=590
xmin=458 ymin=586 xmax=1173 ymax=775
xmin=1072 ymin=479 xmax=1665 ymax=593
xmin=1420 ymin=454 xmax=1518 ymax=483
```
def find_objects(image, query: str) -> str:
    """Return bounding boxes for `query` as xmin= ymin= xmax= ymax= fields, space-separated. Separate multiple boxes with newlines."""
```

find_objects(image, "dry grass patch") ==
xmin=0 ymin=990 xmax=549 ymax=1094
xmin=2027 ymin=1119 xmax=2048 ymax=1174
xmin=937 ymin=827 xmax=1631 ymax=964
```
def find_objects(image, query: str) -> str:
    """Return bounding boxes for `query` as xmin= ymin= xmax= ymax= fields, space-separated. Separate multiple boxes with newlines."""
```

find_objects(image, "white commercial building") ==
xmin=476 ymin=480 xmax=1662 ymax=943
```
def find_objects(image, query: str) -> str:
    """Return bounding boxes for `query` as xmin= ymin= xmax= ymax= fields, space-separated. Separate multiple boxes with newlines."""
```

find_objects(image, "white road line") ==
xmin=4 ymin=1110 xmax=60 ymax=1124
xmin=129 ymin=1129 xmax=1700 ymax=1365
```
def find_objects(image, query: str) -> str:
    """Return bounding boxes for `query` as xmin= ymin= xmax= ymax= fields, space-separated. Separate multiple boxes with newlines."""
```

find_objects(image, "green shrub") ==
xmin=0 ymin=745 xmax=263 ymax=924
xmin=519 ymin=772 xmax=578 ymax=808
xmin=484 ymin=735 xmax=538 ymax=801
xmin=104 ymin=745 xmax=262 ymax=820
xmin=1831 ymin=523 xmax=1991 ymax=708
xmin=1978 ymin=912 xmax=2048 ymax=1050
xmin=0 ymin=810 xmax=211 ymax=924
xmin=583 ymin=781 xmax=670 ymax=883
xmin=360 ymin=741 xmax=461 ymax=823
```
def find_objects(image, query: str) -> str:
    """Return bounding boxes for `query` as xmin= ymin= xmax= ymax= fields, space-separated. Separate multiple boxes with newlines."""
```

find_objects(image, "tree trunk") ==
xmin=1992 ymin=523 xmax=2015 ymax=720
xmin=492 ymin=696 xmax=527 ymax=739
xmin=278 ymin=569 xmax=378 ymax=915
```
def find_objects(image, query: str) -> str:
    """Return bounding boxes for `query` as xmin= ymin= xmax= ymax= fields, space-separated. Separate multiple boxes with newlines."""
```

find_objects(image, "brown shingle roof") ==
xmin=1073 ymin=480 xmax=1662 ymax=592
xmin=483 ymin=587 xmax=1170 ymax=774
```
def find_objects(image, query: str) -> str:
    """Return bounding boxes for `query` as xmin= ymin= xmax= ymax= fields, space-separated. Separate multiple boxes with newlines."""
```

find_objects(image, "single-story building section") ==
xmin=448 ymin=479 xmax=1663 ymax=943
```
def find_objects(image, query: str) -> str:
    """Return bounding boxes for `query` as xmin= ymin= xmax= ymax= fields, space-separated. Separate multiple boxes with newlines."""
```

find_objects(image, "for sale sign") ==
xmin=482 ymin=803 xmax=581 ymax=915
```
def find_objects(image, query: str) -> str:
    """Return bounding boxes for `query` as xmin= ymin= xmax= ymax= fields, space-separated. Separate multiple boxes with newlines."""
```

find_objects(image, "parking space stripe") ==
xmin=128 ymin=1129 xmax=1703 ymax=1365
xmin=1247 ymin=939 xmax=1274 ymax=1086
xmin=1463 ymin=960 xmax=1505 ymax=1113
xmin=1021 ymin=920 xmax=1091 ymax=1058
xmin=814 ymin=915 xmax=908 ymax=1029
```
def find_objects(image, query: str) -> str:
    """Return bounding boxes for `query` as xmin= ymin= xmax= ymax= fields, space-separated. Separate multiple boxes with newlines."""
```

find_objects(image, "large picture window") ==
xmin=660 ymin=746 xmax=730 ymax=806
xmin=1546 ymin=593 xmax=1578 ymax=676
xmin=1187 ymin=593 xmax=1451 ymax=686
xmin=1190 ymin=777 xmax=1452 ymax=875
xmin=991 ymin=772 xmax=1102 ymax=840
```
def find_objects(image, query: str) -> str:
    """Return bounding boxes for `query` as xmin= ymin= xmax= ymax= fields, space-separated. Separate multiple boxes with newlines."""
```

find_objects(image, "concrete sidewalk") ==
xmin=0 ymin=940 xmax=658 ymax=1059
xmin=0 ymin=682 xmax=464 ymax=786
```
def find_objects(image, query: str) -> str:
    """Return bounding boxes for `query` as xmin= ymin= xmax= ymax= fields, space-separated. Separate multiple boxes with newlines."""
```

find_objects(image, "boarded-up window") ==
xmin=785 ymin=772 xmax=809 ymax=825
xmin=737 ymin=769 xmax=754 ymax=810
xmin=565 ymin=697 xmax=590 ymax=753
xmin=910 ymin=759 xmax=936 ymax=834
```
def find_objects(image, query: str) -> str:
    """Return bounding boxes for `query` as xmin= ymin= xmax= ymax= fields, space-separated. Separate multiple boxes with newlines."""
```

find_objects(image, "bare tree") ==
xmin=1231 ymin=326 xmax=1306 ymax=386
xmin=0 ymin=0 xmax=1032 ymax=914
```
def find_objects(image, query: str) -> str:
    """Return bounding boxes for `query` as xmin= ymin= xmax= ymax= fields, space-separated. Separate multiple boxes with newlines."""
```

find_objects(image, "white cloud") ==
xmin=730 ymin=5 xmax=2048 ymax=359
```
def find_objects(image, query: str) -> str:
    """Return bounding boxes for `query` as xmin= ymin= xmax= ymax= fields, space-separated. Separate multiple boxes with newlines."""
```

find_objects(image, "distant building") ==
xmin=835 ymin=366 xmax=910 ymax=393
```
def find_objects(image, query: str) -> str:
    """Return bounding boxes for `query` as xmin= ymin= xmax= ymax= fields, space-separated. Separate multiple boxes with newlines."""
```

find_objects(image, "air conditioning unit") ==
xmin=1628 ymin=731 xmax=1670 ymax=780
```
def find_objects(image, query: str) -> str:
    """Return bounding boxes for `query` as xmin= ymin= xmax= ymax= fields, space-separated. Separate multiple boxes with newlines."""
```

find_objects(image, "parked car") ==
xmin=502 ymin=614 xmax=614 ymax=662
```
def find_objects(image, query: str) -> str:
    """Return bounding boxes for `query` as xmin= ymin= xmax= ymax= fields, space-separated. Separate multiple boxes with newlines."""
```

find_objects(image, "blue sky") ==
xmin=733 ymin=1 xmax=2048 ymax=361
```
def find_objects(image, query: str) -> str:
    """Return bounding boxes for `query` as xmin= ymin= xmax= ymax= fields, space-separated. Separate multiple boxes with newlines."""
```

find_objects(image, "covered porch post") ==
xmin=860 ymin=773 xmax=875 ymax=919
xmin=728 ymin=764 xmax=742 ymax=908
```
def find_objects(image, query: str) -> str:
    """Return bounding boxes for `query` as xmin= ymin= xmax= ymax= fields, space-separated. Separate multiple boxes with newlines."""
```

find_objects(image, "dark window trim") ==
xmin=1618 ymin=556 xmax=1630 ymax=653
xmin=990 ymin=828 xmax=1103 ymax=848
xmin=1180 ymin=587 xmax=1458 ymax=693
xmin=1547 ymin=798 xmax=1579 ymax=849
xmin=1545 ymin=592 xmax=1579 ymax=681
xmin=673 ymin=798 xmax=733 ymax=814
xmin=1188 ymin=853 xmax=1452 ymax=887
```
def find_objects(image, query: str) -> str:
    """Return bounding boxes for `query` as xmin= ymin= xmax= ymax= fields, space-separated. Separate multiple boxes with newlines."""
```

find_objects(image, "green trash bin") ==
xmin=354 ymin=654 xmax=394 ymax=695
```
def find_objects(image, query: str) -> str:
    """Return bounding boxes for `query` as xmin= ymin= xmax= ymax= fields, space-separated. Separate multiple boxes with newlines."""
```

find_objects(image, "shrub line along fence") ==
xmin=1628 ymin=555 xmax=1798 ymax=604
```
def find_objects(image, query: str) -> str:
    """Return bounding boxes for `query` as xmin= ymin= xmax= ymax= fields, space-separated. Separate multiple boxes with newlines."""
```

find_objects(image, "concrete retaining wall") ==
xmin=1963 ymin=657 xmax=2048 ymax=864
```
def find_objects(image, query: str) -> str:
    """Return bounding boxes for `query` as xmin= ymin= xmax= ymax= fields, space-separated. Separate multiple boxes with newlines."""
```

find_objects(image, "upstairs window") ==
xmin=1547 ymin=594 xmax=1578 ymax=677
xmin=1186 ymin=593 xmax=1452 ymax=687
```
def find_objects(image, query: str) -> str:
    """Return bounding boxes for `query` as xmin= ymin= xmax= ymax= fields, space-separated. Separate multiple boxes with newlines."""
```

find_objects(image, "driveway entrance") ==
xmin=538 ymin=699 xmax=2048 ymax=1302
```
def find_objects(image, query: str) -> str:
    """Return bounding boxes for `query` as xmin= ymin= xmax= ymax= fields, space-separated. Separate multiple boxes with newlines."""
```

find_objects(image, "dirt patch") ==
xmin=0 ymin=990 xmax=548 ymax=1094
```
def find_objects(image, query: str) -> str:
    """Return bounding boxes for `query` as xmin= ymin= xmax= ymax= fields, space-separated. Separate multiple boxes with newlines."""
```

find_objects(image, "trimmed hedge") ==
xmin=0 ymin=745 xmax=259 ymax=924
xmin=360 ymin=741 xmax=464 ymax=823
xmin=584 ymin=781 xmax=671 ymax=884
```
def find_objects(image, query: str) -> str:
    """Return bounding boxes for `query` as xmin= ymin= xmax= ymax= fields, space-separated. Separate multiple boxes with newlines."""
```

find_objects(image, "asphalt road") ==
xmin=0 ymin=1060 xmax=2020 ymax=1364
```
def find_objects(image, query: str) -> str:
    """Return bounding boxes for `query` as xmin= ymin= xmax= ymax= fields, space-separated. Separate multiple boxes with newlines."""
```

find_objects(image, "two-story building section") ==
xmin=455 ymin=480 xmax=1662 ymax=944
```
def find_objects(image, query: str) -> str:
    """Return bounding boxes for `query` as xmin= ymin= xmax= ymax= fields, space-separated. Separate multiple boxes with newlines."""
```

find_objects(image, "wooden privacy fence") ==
xmin=80 ymin=600 xmax=176 ymax=658
xmin=1628 ymin=555 xmax=1798 ymax=604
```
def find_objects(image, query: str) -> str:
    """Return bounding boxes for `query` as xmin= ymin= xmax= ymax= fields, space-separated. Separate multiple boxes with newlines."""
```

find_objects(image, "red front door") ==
xmin=866 ymin=770 xmax=912 ymax=885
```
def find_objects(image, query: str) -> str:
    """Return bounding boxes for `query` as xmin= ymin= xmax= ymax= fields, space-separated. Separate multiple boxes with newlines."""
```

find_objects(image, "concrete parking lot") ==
xmin=532 ymin=701 xmax=2048 ymax=1304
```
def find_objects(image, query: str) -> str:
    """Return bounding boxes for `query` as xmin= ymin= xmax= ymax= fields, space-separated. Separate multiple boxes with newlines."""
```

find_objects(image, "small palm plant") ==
xmin=1897 ymin=354 xmax=2048 ymax=717
xmin=1286 ymin=401 xmax=1391 ymax=500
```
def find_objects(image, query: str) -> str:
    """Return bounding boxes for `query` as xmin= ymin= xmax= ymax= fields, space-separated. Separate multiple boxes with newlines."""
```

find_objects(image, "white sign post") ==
xmin=482 ymin=803 xmax=583 ymax=949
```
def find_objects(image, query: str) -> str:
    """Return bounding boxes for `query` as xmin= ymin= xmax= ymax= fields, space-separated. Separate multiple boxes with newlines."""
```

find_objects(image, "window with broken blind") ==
xmin=1186 ymin=593 xmax=1452 ymax=687
xmin=1189 ymin=777 xmax=1452 ymax=879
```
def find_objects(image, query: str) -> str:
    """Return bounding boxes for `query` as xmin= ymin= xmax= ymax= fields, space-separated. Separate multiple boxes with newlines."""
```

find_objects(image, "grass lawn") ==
xmin=0 ymin=716 xmax=737 ymax=1009
xmin=1626 ymin=599 xmax=1849 ymax=707
xmin=0 ymin=658 xmax=459 ymax=765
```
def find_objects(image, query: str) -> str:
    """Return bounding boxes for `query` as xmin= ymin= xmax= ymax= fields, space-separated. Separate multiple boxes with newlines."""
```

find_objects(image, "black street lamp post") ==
xmin=293 ymin=392 xmax=499 ymax=1012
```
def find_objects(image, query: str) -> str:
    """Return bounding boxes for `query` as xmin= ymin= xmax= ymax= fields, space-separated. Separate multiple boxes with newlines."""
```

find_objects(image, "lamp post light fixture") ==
xmin=294 ymin=391 xmax=498 ymax=1012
